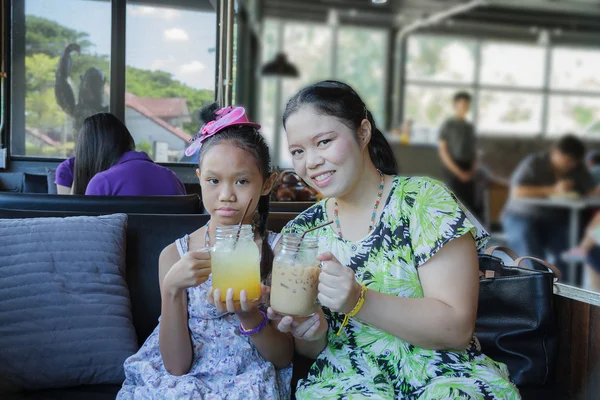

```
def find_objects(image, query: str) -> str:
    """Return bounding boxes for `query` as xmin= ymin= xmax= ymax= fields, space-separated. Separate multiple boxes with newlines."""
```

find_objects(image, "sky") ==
xmin=26 ymin=0 xmax=217 ymax=91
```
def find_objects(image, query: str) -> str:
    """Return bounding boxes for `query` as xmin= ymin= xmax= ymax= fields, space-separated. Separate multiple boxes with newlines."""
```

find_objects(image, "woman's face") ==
xmin=285 ymin=106 xmax=366 ymax=198
xmin=197 ymin=142 xmax=272 ymax=226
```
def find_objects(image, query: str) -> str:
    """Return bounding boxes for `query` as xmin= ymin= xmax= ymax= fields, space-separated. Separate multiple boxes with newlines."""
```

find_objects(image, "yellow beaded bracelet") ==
xmin=337 ymin=284 xmax=367 ymax=336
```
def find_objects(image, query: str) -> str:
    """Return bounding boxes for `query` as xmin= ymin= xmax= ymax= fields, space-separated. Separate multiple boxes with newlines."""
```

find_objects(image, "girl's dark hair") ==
xmin=197 ymin=103 xmax=274 ymax=281
xmin=73 ymin=113 xmax=136 ymax=195
xmin=282 ymin=80 xmax=398 ymax=175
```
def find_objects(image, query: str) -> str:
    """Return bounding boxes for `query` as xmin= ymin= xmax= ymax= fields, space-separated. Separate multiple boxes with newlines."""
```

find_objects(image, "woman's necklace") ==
xmin=333 ymin=170 xmax=384 ymax=239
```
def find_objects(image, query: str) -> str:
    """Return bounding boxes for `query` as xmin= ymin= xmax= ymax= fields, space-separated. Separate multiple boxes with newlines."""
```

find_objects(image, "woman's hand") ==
xmin=207 ymin=284 xmax=270 ymax=316
xmin=317 ymin=252 xmax=362 ymax=314
xmin=267 ymin=307 xmax=328 ymax=341
xmin=162 ymin=249 xmax=212 ymax=296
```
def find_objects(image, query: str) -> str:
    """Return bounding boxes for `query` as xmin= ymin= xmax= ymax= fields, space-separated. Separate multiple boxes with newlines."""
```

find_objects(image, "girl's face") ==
xmin=285 ymin=106 xmax=367 ymax=198
xmin=197 ymin=142 xmax=273 ymax=226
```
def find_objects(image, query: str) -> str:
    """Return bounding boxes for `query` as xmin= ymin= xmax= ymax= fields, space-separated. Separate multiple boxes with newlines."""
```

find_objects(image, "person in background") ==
xmin=55 ymin=157 xmax=75 ymax=194
xmin=586 ymin=150 xmax=600 ymax=185
xmin=438 ymin=91 xmax=481 ymax=219
xmin=72 ymin=113 xmax=186 ymax=196
xmin=502 ymin=134 xmax=598 ymax=276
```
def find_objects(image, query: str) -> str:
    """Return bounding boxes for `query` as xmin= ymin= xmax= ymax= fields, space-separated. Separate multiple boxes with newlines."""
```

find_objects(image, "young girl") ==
xmin=268 ymin=81 xmax=521 ymax=399
xmin=117 ymin=104 xmax=293 ymax=399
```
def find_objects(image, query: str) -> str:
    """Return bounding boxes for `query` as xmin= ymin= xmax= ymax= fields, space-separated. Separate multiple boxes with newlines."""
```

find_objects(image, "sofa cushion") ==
xmin=0 ymin=172 xmax=24 ymax=193
xmin=0 ymin=214 xmax=138 ymax=391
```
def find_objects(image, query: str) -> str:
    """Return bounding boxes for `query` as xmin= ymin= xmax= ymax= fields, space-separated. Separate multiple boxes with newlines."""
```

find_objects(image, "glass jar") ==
xmin=210 ymin=225 xmax=261 ymax=302
xmin=270 ymin=234 xmax=321 ymax=316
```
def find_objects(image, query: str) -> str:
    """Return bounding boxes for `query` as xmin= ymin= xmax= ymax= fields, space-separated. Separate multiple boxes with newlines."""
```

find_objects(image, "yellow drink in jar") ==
xmin=211 ymin=226 xmax=261 ymax=302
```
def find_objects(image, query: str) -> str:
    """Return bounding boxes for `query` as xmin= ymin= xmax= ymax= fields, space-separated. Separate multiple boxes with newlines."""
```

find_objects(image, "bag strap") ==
xmin=484 ymin=245 xmax=519 ymax=260
xmin=514 ymin=256 xmax=562 ymax=281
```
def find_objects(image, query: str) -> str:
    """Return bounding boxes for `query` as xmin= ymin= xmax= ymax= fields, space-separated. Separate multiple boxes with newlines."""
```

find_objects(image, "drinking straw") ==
xmin=234 ymin=197 xmax=253 ymax=249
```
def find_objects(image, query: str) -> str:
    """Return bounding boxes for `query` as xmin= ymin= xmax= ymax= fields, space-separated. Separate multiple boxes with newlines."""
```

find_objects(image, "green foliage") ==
xmin=25 ymin=15 xmax=93 ymax=58
xmin=24 ymin=14 xmax=215 ymax=155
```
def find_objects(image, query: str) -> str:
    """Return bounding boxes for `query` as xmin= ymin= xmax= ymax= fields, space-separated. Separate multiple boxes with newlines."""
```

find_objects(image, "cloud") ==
xmin=180 ymin=61 xmax=205 ymax=74
xmin=164 ymin=28 xmax=189 ymax=41
xmin=129 ymin=6 xmax=181 ymax=21
xmin=151 ymin=56 xmax=176 ymax=70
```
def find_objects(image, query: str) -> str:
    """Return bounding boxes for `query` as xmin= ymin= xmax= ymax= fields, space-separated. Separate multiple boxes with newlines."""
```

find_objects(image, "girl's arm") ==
xmin=318 ymin=234 xmax=479 ymax=350
xmin=158 ymin=245 xmax=193 ymax=375
xmin=158 ymin=245 xmax=212 ymax=375
xmin=238 ymin=308 xmax=294 ymax=369
xmin=210 ymin=288 xmax=294 ymax=369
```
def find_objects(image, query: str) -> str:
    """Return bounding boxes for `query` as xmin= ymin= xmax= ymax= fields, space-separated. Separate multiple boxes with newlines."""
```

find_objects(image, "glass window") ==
xmin=13 ymin=0 xmax=111 ymax=158
xmin=126 ymin=2 xmax=216 ymax=163
xmin=547 ymin=95 xmax=600 ymax=136
xmin=336 ymin=27 xmax=388 ymax=126
xmin=406 ymin=35 xmax=476 ymax=83
xmin=478 ymin=91 xmax=542 ymax=134
xmin=258 ymin=19 xmax=281 ymax=153
xmin=403 ymin=85 xmax=468 ymax=143
xmin=278 ymin=23 xmax=333 ymax=167
xmin=551 ymin=48 xmax=600 ymax=93
xmin=480 ymin=42 xmax=545 ymax=88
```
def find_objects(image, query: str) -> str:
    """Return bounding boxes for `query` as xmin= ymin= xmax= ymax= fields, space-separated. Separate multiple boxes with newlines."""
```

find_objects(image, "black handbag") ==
xmin=475 ymin=246 xmax=561 ymax=387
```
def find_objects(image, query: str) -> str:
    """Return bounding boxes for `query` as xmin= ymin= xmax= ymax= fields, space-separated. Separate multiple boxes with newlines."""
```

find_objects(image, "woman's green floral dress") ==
xmin=282 ymin=176 xmax=521 ymax=400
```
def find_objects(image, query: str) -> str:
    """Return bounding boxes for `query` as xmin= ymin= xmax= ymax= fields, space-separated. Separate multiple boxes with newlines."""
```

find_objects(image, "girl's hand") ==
xmin=207 ymin=284 xmax=270 ymax=316
xmin=163 ymin=249 xmax=212 ymax=296
xmin=317 ymin=252 xmax=362 ymax=314
xmin=267 ymin=307 xmax=328 ymax=341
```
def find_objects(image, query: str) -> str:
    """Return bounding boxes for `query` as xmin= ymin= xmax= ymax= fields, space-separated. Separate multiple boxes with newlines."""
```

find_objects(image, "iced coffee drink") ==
xmin=270 ymin=234 xmax=320 ymax=316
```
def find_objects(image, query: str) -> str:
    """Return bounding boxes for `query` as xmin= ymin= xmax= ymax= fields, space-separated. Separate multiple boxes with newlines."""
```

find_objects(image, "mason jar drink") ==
xmin=211 ymin=225 xmax=261 ymax=302
xmin=270 ymin=234 xmax=320 ymax=316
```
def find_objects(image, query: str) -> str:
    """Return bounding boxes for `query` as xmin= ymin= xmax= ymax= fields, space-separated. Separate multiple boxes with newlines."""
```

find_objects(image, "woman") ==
xmin=268 ymin=81 xmax=520 ymax=399
xmin=72 ymin=113 xmax=186 ymax=196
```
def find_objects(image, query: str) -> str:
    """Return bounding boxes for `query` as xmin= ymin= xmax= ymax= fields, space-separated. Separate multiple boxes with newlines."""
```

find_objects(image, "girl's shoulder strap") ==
xmin=268 ymin=231 xmax=281 ymax=250
xmin=175 ymin=234 xmax=190 ymax=258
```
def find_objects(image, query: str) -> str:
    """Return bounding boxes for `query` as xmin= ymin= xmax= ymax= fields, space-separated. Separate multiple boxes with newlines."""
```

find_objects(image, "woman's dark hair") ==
xmin=72 ymin=113 xmax=136 ymax=195
xmin=282 ymin=80 xmax=398 ymax=175
xmin=197 ymin=103 xmax=274 ymax=281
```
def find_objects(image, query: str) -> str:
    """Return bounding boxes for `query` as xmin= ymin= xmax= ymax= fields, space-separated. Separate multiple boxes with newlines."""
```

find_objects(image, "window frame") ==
xmin=2 ymin=0 xmax=221 ymax=169
xmin=401 ymin=34 xmax=600 ymax=140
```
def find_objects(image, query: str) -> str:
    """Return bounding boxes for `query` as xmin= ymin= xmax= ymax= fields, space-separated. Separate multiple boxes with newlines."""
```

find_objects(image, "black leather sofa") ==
xmin=0 ymin=208 xmax=562 ymax=400
xmin=0 ymin=192 xmax=203 ymax=214
xmin=0 ymin=208 xmax=302 ymax=399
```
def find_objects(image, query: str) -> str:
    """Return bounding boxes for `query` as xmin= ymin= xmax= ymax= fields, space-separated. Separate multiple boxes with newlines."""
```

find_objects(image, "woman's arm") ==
xmin=157 ymin=245 xmax=193 ymax=376
xmin=319 ymin=234 xmax=479 ymax=351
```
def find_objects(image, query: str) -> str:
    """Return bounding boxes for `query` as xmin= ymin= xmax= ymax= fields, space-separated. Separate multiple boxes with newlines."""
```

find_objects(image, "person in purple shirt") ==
xmin=55 ymin=156 xmax=76 ymax=194
xmin=65 ymin=112 xmax=186 ymax=196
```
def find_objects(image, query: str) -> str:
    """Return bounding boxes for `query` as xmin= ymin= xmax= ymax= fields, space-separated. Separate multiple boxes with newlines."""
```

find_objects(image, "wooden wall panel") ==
xmin=555 ymin=295 xmax=600 ymax=399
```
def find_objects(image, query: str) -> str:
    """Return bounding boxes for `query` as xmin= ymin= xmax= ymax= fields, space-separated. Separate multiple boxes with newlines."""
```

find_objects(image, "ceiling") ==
xmin=258 ymin=0 xmax=600 ymax=38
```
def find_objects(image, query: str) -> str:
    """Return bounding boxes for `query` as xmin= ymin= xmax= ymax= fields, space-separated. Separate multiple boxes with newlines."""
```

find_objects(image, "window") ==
xmin=10 ymin=0 xmax=217 ymax=162
xmin=125 ymin=3 xmax=216 ymax=163
xmin=406 ymin=35 xmax=476 ymax=83
xmin=403 ymin=85 xmax=466 ymax=143
xmin=551 ymin=48 xmax=600 ymax=93
xmin=480 ymin=43 xmax=545 ymax=88
xmin=12 ymin=0 xmax=111 ymax=158
xmin=548 ymin=96 xmax=600 ymax=136
xmin=477 ymin=91 xmax=542 ymax=134
xmin=278 ymin=23 xmax=333 ymax=167
xmin=336 ymin=27 xmax=388 ymax=125
xmin=258 ymin=20 xmax=389 ymax=168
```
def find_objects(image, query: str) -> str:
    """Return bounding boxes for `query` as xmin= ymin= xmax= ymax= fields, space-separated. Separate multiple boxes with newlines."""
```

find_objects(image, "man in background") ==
xmin=438 ymin=91 xmax=480 ymax=218
xmin=502 ymin=135 xmax=598 ymax=276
